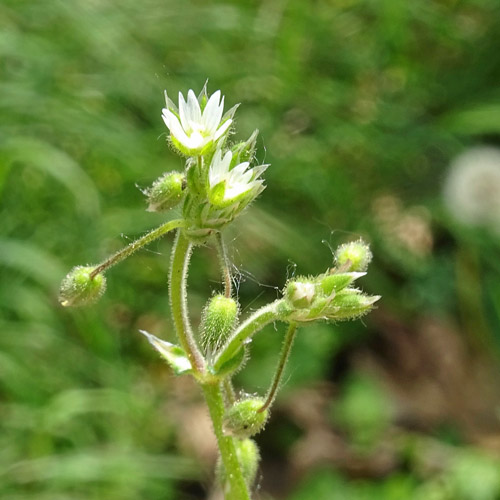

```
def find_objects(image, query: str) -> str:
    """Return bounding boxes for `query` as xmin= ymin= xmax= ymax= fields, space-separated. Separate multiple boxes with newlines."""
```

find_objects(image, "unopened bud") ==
xmin=224 ymin=397 xmax=268 ymax=438
xmin=216 ymin=438 xmax=260 ymax=488
xmin=59 ymin=266 xmax=106 ymax=307
xmin=200 ymin=295 xmax=239 ymax=355
xmin=146 ymin=171 xmax=185 ymax=212
xmin=285 ymin=280 xmax=316 ymax=308
xmin=335 ymin=239 xmax=372 ymax=272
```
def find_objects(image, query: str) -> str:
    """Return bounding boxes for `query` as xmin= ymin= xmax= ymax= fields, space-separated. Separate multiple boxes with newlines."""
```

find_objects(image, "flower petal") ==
xmin=203 ymin=90 xmax=222 ymax=132
xmin=177 ymin=92 xmax=190 ymax=132
xmin=162 ymin=110 xmax=191 ymax=146
xmin=186 ymin=89 xmax=202 ymax=128
xmin=214 ymin=119 xmax=232 ymax=141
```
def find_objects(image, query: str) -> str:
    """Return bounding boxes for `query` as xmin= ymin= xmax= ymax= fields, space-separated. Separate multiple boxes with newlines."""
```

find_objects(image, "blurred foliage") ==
xmin=1 ymin=0 xmax=500 ymax=498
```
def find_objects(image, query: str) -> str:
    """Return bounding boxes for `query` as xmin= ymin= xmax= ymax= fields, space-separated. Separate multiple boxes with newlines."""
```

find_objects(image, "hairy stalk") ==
xmin=214 ymin=299 xmax=286 ymax=372
xmin=223 ymin=378 xmax=236 ymax=405
xmin=90 ymin=219 xmax=185 ymax=279
xmin=215 ymin=232 xmax=232 ymax=298
xmin=202 ymin=382 xmax=251 ymax=500
xmin=259 ymin=322 xmax=297 ymax=413
xmin=169 ymin=229 xmax=205 ymax=373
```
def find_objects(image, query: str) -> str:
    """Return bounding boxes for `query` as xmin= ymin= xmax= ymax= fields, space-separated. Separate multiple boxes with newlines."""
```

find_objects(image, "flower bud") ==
xmin=200 ymin=294 xmax=239 ymax=355
xmin=146 ymin=171 xmax=185 ymax=212
xmin=59 ymin=266 xmax=106 ymax=307
xmin=285 ymin=280 xmax=316 ymax=308
xmin=335 ymin=239 xmax=372 ymax=272
xmin=282 ymin=269 xmax=379 ymax=323
xmin=224 ymin=397 xmax=268 ymax=438
xmin=216 ymin=438 xmax=260 ymax=488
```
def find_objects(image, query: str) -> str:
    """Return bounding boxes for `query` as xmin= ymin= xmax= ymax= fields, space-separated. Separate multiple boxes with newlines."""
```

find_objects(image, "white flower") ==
xmin=208 ymin=149 xmax=267 ymax=208
xmin=162 ymin=88 xmax=235 ymax=156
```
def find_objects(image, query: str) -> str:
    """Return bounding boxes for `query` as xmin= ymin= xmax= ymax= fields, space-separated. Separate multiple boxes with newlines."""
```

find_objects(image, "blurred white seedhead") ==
xmin=443 ymin=146 xmax=500 ymax=232
xmin=162 ymin=88 xmax=236 ymax=156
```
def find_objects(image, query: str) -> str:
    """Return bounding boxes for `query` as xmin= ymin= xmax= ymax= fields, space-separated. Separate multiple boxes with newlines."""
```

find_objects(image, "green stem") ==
xmin=90 ymin=218 xmax=184 ymax=279
xmin=259 ymin=322 xmax=297 ymax=413
xmin=215 ymin=232 xmax=232 ymax=298
xmin=223 ymin=378 xmax=236 ymax=406
xmin=202 ymin=383 xmax=251 ymax=500
xmin=214 ymin=299 xmax=286 ymax=372
xmin=169 ymin=229 xmax=205 ymax=373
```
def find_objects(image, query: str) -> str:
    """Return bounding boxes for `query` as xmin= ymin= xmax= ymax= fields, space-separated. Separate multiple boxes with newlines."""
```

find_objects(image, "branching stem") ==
xmin=90 ymin=218 xmax=184 ymax=279
xmin=215 ymin=232 xmax=232 ymax=298
xmin=169 ymin=229 xmax=205 ymax=373
xmin=202 ymin=383 xmax=251 ymax=500
xmin=259 ymin=322 xmax=297 ymax=413
xmin=214 ymin=299 xmax=286 ymax=372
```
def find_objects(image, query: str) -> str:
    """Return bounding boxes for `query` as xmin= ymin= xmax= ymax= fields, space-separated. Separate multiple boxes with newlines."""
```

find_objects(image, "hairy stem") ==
xmin=215 ymin=232 xmax=232 ymax=298
xmin=169 ymin=229 xmax=205 ymax=373
xmin=259 ymin=322 xmax=297 ymax=413
xmin=90 ymin=219 xmax=185 ymax=278
xmin=214 ymin=299 xmax=286 ymax=372
xmin=202 ymin=382 xmax=251 ymax=500
xmin=223 ymin=378 xmax=236 ymax=406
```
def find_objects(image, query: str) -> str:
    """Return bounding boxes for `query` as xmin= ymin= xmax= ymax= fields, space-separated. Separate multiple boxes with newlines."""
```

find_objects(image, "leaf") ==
xmin=139 ymin=330 xmax=192 ymax=376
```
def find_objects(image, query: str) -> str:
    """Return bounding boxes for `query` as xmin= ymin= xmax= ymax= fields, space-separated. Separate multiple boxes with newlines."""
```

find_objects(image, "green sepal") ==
xmin=319 ymin=272 xmax=365 ymax=296
xmin=209 ymin=345 xmax=246 ymax=377
xmin=208 ymin=180 xmax=227 ymax=208
xmin=330 ymin=290 xmax=381 ymax=320
xmin=139 ymin=330 xmax=192 ymax=375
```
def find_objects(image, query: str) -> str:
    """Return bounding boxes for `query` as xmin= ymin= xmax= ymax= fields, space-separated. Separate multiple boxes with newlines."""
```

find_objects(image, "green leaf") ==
xmin=139 ymin=330 xmax=192 ymax=376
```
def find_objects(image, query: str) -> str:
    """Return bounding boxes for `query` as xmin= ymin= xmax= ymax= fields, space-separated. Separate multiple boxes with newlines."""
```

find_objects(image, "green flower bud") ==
xmin=224 ymin=397 xmax=268 ymax=438
xmin=335 ymin=239 xmax=372 ymax=272
xmin=282 ymin=269 xmax=380 ymax=323
xmin=216 ymin=438 xmax=260 ymax=488
xmin=59 ymin=266 xmax=106 ymax=307
xmin=146 ymin=171 xmax=185 ymax=212
xmin=200 ymin=294 xmax=239 ymax=355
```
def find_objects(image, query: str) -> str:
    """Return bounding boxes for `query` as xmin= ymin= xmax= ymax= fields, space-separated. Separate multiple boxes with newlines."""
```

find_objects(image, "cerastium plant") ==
xmin=59 ymin=84 xmax=380 ymax=499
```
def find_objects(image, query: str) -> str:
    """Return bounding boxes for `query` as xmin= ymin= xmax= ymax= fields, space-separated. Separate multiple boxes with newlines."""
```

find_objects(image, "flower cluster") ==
xmin=155 ymin=85 xmax=267 ymax=242
xmin=283 ymin=269 xmax=379 ymax=323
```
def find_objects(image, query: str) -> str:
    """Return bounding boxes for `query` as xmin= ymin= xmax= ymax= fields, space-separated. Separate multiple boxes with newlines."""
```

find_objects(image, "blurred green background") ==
xmin=2 ymin=0 xmax=500 ymax=498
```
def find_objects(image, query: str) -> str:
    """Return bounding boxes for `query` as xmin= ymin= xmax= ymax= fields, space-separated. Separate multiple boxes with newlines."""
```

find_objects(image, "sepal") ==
xmin=139 ymin=330 xmax=192 ymax=375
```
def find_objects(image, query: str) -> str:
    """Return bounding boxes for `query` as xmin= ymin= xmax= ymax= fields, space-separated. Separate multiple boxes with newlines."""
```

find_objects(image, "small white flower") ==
xmin=162 ymin=88 xmax=234 ymax=156
xmin=208 ymin=150 xmax=267 ymax=208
